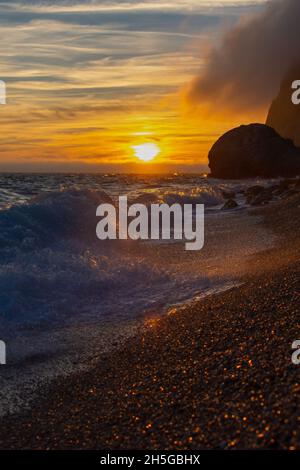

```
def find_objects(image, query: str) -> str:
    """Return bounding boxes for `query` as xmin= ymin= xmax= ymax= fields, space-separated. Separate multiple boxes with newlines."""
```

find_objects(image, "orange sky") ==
xmin=0 ymin=0 xmax=266 ymax=173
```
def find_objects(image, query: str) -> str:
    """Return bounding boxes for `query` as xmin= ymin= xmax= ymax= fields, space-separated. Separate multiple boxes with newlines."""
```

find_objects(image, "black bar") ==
xmin=0 ymin=450 xmax=299 ymax=466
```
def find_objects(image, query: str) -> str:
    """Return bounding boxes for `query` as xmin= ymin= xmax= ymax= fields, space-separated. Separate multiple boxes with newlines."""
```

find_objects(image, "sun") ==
xmin=132 ymin=143 xmax=160 ymax=162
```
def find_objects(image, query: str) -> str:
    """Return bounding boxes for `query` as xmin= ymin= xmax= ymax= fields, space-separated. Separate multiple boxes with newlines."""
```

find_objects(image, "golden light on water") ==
xmin=132 ymin=143 xmax=160 ymax=162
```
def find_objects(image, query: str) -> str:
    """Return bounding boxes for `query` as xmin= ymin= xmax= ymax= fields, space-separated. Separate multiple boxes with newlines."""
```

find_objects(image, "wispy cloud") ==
xmin=0 ymin=0 xmax=264 ymax=170
xmin=187 ymin=0 xmax=300 ymax=115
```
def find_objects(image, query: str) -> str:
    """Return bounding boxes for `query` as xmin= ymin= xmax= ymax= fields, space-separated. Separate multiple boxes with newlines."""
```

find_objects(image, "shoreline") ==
xmin=0 ymin=194 xmax=299 ymax=449
xmin=0 ymin=199 xmax=275 ymax=418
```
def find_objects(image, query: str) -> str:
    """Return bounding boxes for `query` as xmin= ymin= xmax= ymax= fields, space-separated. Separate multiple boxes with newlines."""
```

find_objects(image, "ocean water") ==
xmin=0 ymin=174 xmax=277 ymax=414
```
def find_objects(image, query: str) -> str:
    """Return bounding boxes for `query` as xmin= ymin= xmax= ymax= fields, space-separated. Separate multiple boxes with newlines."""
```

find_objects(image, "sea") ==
xmin=0 ymin=173 xmax=277 ymax=414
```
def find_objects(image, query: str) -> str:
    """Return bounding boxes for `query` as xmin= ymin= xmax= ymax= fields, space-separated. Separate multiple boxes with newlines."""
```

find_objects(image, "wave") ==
xmin=0 ymin=189 xmax=215 ymax=333
xmin=129 ymin=185 xmax=224 ymax=207
xmin=0 ymin=177 xmax=276 ymax=416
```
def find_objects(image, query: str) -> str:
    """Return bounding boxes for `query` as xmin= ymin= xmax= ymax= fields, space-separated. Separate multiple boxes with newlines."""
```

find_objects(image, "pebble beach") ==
xmin=0 ymin=189 xmax=299 ymax=450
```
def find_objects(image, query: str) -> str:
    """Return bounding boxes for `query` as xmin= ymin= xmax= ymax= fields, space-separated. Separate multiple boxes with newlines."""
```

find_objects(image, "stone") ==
xmin=208 ymin=124 xmax=300 ymax=179
xmin=221 ymin=199 xmax=238 ymax=210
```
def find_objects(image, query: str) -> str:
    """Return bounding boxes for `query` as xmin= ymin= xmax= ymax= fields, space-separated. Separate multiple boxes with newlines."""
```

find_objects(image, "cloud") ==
xmin=0 ymin=1 xmax=266 ymax=11
xmin=188 ymin=0 xmax=300 ymax=114
xmin=0 ymin=0 xmax=263 ymax=169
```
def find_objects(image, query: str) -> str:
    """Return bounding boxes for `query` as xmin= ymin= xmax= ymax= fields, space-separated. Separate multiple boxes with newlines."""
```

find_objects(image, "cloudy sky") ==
xmin=0 ymin=0 xmax=267 ymax=172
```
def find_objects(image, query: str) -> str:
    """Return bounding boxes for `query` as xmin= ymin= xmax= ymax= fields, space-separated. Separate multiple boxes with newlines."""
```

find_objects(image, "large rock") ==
xmin=208 ymin=123 xmax=300 ymax=179
xmin=221 ymin=199 xmax=238 ymax=210
xmin=266 ymin=65 xmax=300 ymax=147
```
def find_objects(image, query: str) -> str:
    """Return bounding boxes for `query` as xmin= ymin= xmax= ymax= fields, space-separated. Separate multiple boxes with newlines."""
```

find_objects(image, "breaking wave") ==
xmin=0 ymin=189 xmax=213 ymax=333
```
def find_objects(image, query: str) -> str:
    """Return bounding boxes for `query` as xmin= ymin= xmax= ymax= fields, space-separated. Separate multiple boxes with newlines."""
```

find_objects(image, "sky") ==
xmin=0 ymin=0 xmax=267 ymax=173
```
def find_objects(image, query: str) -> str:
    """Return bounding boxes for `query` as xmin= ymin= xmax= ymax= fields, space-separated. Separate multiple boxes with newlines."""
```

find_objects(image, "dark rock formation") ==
xmin=221 ymin=199 xmax=238 ymax=210
xmin=208 ymin=124 xmax=300 ymax=179
xmin=245 ymin=185 xmax=264 ymax=202
xmin=245 ymin=185 xmax=273 ymax=206
xmin=266 ymin=65 xmax=300 ymax=147
xmin=221 ymin=190 xmax=235 ymax=199
xmin=244 ymin=179 xmax=300 ymax=206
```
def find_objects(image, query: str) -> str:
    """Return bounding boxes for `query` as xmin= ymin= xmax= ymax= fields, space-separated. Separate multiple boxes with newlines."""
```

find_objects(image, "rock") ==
xmin=268 ymin=184 xmax=280 ymax=194
xmin=249 ymin=190 xmax=273 ymax=206
xmin=271 ymin=178 xmax=300 ymax=196
xmin=246 ymin=185 xmax=277 ymax=206
xmin=278 ymin=178 xmax=294 ymax=190
xmin=283 ymin=189 xmax=298 ymax=199
xmin=221 ymin=190 xmax=235 ymax=199
xmin=221 ymin=199 xmax=238 ymax=210
xmin=247 ymin=185 xmax=264 ymax=194
xmin=245 ymin=181 xmax=300 ymax=205
xmin=273 ymin=185 xmax=288 ymax=196
xmin=245 ymin=185 xmax=264 ymax=203
xmin=208 ymin=124 xmax=300 ymax=179
xmin=266 ymin=64 xmax=300 ymax=147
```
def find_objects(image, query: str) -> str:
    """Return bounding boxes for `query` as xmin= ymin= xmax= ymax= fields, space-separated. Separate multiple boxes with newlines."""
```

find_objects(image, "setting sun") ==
xmin=132 ymin=143 xmax=160 ymax=162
